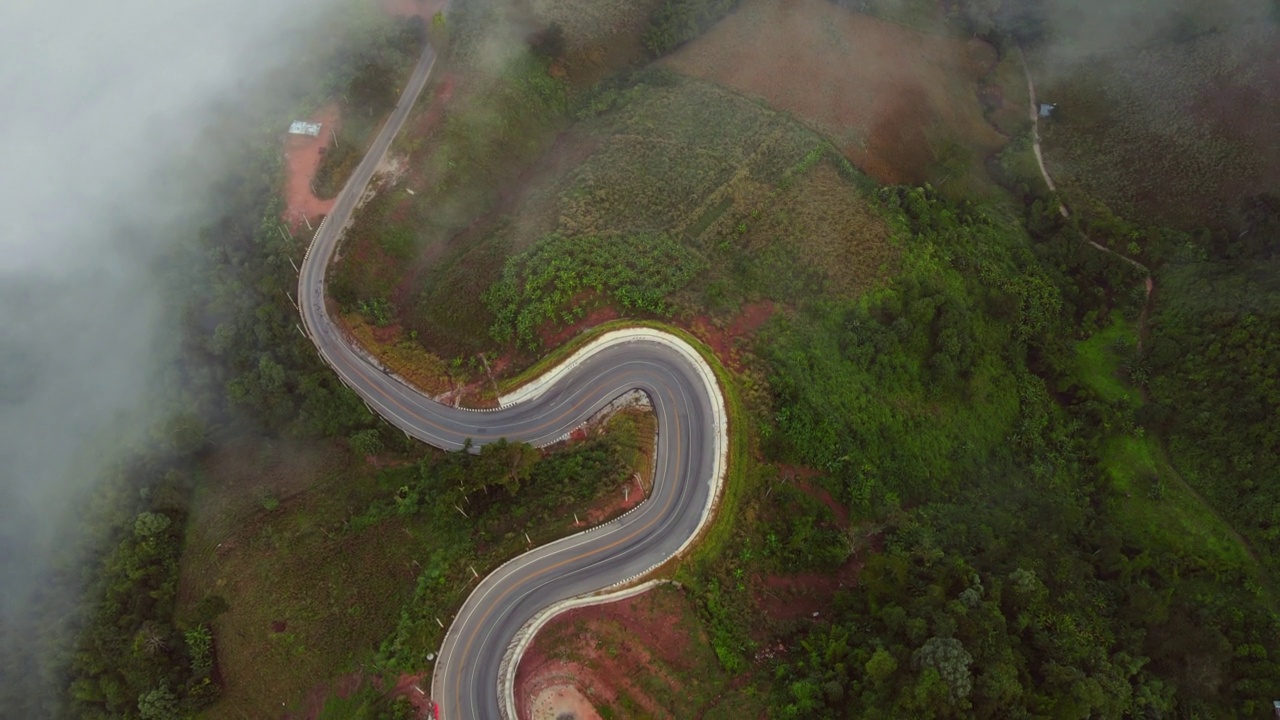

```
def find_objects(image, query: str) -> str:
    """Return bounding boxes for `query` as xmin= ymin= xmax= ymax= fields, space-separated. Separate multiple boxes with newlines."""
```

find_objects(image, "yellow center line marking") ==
xmin=331 ymin=343 xmax=630 ymax=440
xmin=450 ymin=378 xmax=686 ymax=713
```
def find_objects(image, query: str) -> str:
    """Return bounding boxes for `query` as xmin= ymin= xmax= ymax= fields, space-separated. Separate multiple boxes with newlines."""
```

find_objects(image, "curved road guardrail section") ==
xmin=295 ymin=38 xmax=729 ymax=719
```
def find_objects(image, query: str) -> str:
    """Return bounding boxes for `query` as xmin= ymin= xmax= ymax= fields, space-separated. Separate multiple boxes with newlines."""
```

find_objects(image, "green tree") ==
xmin=137 ymin=684 xmax=179 ymax=720
xmin=133 ymin=512 xmax=171 ymax=538
xmin=349 ymin=428 xmax=384 ymax=457
xmin=912 ymin=637 xmax=974 ymax=705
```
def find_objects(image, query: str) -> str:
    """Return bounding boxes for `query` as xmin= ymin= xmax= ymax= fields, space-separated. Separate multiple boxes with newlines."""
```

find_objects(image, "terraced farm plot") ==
xmin=662 ymin=0 xmax=1005 ymax=190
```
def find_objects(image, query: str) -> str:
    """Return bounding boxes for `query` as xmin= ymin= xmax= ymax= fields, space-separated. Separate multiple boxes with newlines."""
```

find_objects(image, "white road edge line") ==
xmin=470 ymin=328 xmax=731 ymax=720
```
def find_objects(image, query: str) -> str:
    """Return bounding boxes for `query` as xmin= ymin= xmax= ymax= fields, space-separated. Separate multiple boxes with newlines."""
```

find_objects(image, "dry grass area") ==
xmin=1039 ymin=23 xmax=1280 ymax=229
xmin=726 ymin=161 xmax=900 ymax=298
xmin=341 ymin=313 xmax=457 ymax=396
xmin=532 ymin=0 xmax=665 ymax=84
xmin=177 ymin=438 xmax=426 ymax=720
xmin=663 ymin=0 xmax=1005 ymax=189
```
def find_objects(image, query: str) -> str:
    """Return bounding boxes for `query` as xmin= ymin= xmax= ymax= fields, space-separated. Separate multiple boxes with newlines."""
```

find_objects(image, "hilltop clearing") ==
xmin=664 ymin=0 xmax=1005 ymax=194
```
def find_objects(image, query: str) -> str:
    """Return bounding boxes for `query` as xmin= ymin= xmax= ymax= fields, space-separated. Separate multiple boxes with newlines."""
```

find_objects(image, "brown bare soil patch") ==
xmin=281 ymin=103 xmax=340 ymax=231
xmin=515 ymin=585 xmax=726 ymax=719
xmin=528 ymin=684 xmax=602 ymax=720
xmin=531 ymin=0 xmax=665 ymax=86
xmin=756 ymin=557 xmax=864 ymax=626
xmin=777 ymin=464 xmax=849 ymax=527
xmin=689 ymin=300 xmax=775 ymax=371
xmin=284 ymin=672 xmax=432 ymax=720
xmin=286 ymin=672 xmax=364 ymax=720
xmin=664 ymin=0 xmax=1004 ymax=185
xmin=388 ymin=672 xmax=434 ymax=718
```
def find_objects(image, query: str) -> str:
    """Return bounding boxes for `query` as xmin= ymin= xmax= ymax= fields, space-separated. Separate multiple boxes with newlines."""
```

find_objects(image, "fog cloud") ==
xmin=1036 ymin=0 xmax=1275 ymax=73
xmin=0 ymin=0 xmax=349 ymax=708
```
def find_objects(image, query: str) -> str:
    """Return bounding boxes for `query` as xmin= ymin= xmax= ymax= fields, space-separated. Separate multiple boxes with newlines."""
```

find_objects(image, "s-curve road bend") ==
xmin=295 ymin=37 xmax=728 ymax=720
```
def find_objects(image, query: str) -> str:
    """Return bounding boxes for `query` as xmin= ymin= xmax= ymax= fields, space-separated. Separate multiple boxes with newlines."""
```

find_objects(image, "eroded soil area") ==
xmin=689 ymin=300 xmax=775 ymax=372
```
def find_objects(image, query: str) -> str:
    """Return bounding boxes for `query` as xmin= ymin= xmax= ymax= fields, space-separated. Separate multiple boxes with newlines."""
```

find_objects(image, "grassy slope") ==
xmin=179 ymin=439 xmax=412 ymax=718
xmin=466 ymin=75 xmax=898 ymax=347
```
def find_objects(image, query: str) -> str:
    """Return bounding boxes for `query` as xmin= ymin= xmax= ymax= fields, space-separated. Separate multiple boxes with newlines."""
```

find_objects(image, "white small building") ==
xmin=288 ymin=121 xmax=322 ymax=137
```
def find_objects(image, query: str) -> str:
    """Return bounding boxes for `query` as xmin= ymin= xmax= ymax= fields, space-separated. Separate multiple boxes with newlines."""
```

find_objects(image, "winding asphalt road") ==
xmin=296 ymin=39 xmax=724 ymax=720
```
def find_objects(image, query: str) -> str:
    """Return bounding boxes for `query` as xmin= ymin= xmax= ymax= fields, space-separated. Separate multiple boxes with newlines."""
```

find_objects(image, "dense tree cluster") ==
xmin=69 ymin=502 xmax=228 ymax=719
xmin=761 ymin=187 xmax=1280 ymax=717
xmin=1143 ymin=220 xmax=1280 ymax=572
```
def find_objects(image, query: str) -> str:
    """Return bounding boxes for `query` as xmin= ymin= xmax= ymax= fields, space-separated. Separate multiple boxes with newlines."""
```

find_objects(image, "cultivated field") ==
xmin=421 ymin=75 xmax=897 ymax=350
xmin=663 ymin=0 xmax=1006 ymax=191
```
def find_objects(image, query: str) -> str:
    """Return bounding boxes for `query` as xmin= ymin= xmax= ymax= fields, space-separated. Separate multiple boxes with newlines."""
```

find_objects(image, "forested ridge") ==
xmin=762 ymin=187 xmax=1280 ymax=718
